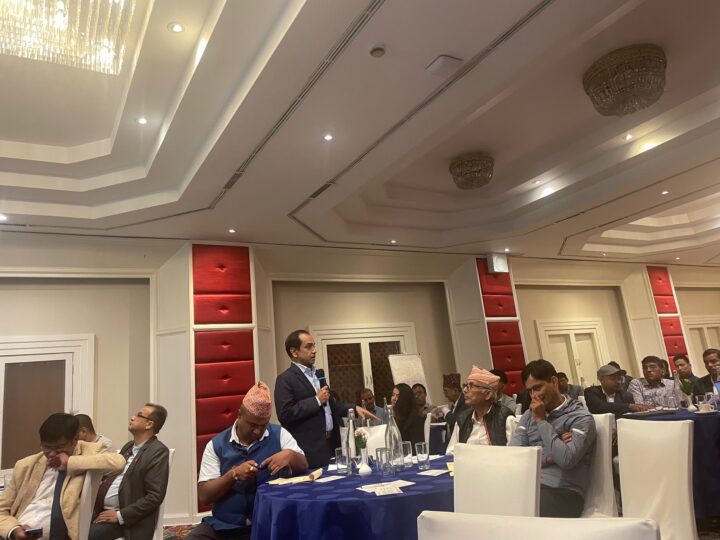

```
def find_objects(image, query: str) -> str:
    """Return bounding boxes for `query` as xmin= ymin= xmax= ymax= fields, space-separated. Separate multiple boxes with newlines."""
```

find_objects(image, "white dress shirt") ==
xmin=104 ymin=442 xmax=145 ymax=524
xmin=445 ymin=410 xmax=489 ymax=454
xmin=292 ymin=361 xmax=333 ymax=431
xmin=14 ymin=466 xmax=58 ymax=539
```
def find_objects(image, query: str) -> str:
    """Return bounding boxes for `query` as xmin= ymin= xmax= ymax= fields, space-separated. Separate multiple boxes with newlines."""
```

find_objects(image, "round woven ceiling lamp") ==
xmin=449 ymin=152 xmax=494 ymax=190
xmin=583 ymin=44 xmax=667 ymax=117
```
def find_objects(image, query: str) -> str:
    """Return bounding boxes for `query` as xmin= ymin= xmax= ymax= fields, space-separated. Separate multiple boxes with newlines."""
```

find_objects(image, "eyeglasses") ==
xmin=463 ymin=383 xmax=493 ymax=392
xmin=135 ymin=412 xmax=153 ymax=422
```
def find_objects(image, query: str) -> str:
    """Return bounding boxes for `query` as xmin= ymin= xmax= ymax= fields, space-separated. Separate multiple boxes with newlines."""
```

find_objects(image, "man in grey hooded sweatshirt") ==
xmin=510 ymin=359 xmax=596 ymax=518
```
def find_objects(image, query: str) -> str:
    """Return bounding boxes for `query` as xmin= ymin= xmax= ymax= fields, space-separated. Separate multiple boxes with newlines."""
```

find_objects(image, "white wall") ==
xmin=516 ymin=285 xmax=637 ymax=378
xmin=676 ymin=288 xmax=720 ymax=317
xmin=0 ymin=278 xmax=150 ymax=447
xmin=272 ymin=281 xmax=455 ymax=405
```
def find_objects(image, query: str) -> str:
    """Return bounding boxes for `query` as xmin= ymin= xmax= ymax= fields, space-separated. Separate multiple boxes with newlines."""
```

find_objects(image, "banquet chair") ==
xmin=581 ymin=413 xmax=617 ymax=517
xmin=364 ymin=425 xmax=386 ymax=457
xmin=423 ymin=413 xmax=431 ymax=445
xmin=617 ymin=419 xmax=697 ymax=540
xmin=454 ymin=443 xmax=541 ymax=516
xmin=417 ymin=511 xmax=660 ymax=540
xmin=505 ymin=415 xmax=519 ymax=443
xmin=114 ymin=448 xmax=176 ymax=540
xmin=78 ymin=470 xmax=103 ymax=539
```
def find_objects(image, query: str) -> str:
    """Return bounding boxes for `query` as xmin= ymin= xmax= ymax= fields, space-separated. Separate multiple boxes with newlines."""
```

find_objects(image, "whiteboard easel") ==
xmin=388 ymin=353 xmax=432 ymax=405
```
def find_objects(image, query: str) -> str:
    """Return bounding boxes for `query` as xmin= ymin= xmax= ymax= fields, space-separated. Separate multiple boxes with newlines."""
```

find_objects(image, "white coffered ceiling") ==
xmin=2 ymin=0 xmax=720 ymax=266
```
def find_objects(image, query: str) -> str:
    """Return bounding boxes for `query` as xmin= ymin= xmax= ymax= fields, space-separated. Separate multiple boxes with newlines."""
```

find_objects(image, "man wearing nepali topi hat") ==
xmin=188 ymin=382 xmax=308 ymax=540
xmin=445 ymin=366 xmax=513 ymax=454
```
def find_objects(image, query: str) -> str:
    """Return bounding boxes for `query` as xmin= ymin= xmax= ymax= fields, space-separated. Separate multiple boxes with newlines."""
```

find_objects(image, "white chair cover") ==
xmin=617 ymin=419 xmax=697 ymax=540
xmin=417 ymin=511 xmax=660 ymax=540
xmin=153 ymin=448 xmax=175 ymax=540
xmin=423 ymin=413 xmax=431 ymax=445
xmin=454 ymin=443 xmax=541 ymax=516
xmin=582 ymin=413 xmax=618 ymax=517
xmin=505 ymin=415 xmax=519 ymax=444
xmin=78 ymin=470 xmax=103 ymax=539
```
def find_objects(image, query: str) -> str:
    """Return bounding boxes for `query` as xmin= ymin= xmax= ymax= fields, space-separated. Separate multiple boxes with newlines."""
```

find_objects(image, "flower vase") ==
xmin=358 ymin=447 xmax=372 ymax=476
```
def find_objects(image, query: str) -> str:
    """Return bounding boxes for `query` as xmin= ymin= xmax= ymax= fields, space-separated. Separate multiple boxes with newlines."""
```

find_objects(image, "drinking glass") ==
xmin=376 ymin=448 xmax=393 ymax=477
xmin=335 ymin=447 xmax=348 ymax=475
xmin=705 ymin=393 xmax=716 ymax=410
xmin=402 ymin=441 xmax=413 ymax=469
xmin=415 ymin=442 xmax=430 ymax=470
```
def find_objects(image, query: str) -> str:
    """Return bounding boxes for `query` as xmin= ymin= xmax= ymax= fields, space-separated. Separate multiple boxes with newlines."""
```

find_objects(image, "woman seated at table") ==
xmin=446 ymin=366 xmax=513 ymax=453
xmin=390 ymin=383 xmax=426 ymax=452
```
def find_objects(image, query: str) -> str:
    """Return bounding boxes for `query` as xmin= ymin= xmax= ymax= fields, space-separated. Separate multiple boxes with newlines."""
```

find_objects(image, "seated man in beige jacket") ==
xmin=0 ymin=413 xmax=125 ymax=540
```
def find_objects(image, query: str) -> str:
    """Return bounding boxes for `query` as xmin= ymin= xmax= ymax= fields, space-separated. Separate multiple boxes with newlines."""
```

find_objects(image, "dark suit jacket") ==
xmin=693 ymin=374 xmax=717 ymax=396
xmin=584 ymin=385 xmax=635 ymax=417
xmin=117 ymin=436 xmax=170 ymax=540
xmin=444 ymin=397 xmax=469 ymax=437
xmin=275 ymin=363 xmax=345 ymax=468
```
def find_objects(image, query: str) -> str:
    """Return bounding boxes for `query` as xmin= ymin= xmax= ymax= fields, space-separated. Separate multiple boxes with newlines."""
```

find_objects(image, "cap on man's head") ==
xmin=243 ymin=381 xmax=272 ymax=419
xmin=443 ymin=373 xmax=461 ymax=389
xmin=597 ymin=363 xmax=626 ymax=379
xmin=467 ymin=366 xmax=500 ymax=389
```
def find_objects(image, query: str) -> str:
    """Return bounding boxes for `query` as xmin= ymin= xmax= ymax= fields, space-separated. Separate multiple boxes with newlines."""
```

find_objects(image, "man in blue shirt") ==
xmin=188 ymin=382 xmax=308 ymax=540
xmin=510 ymin=359 xmax=596 ymax=518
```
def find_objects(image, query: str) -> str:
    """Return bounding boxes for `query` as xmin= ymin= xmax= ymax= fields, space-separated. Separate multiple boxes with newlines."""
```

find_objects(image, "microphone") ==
xmin=316 ymin=369 xmax=329 ymax=407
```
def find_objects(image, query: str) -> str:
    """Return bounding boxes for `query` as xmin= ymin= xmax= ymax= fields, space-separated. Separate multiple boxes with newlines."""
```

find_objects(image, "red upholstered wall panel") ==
xmin=664 ymin=336 xmax=688 ymax=357
xmin=192 ymin=245 xmax=251 ymax=294
xmin=195 ymin=361 xmax=255 ymax=398
xmin=196 ymin=434 xmax=214 ymax=470
xmin=487 ymin=321 xmax=522 ymax=345
xmin=195 ymin=330 xmax=254 ymax=363
xmin=476 ymin=259 xmax=513 ymax=295
xmin=194 ymin=294 xmax=252 ymax=324
xmin=195 ymin=395 xmax=245 ymax=435
xmin=482 ymin=294 xmax=517 ymax=317
xmin=654 ymin=295 xmax=678 ymax=314
xmin=659 ymin=317 xmax=683 ymax=337
xmin=647 ymin=266 xmax=673 ymax=296
xmin=490 ymin=344 xmax=526 ymax=372
xmin=505 ymin=370 xmax=524 ymax=396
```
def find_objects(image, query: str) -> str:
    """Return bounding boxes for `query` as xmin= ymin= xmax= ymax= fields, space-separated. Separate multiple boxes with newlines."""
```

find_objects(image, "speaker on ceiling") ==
xmin=488 ymin=254 xmax=509 ymax=273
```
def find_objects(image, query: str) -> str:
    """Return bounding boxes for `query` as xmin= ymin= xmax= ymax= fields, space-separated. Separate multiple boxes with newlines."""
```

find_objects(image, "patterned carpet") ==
xmin=164 ymin=525 xmax=195 ymax=539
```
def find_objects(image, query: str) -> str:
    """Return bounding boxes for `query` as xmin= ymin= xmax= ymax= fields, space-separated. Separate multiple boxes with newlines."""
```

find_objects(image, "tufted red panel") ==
xmin=195 ymin=395 xmax=244 ymax=435
xmin=505 ymin=370 xmax=524 ymax=396
xmin=195 ymin=361 xmax=255 ymax=399
xmin=476 ymin=258 xmax=513 ymax=295
xmin=654 ymin=295 xmax=678 ymax=314
xmin=490 ymin=344 xmax=526 ymax=372
xmin=195 ymin=330 xmax=254 ymax=363
xmin=482 ymin=294 xmax=517 ymax=318
xmin=647 ymin=266 xmax=673 ymax=296
xmin=192 ymin=245 xmax=251 ymax=294
xmin=196 ymin=433 xmax=215 ymax=470
xmin=659 ymin=317 xmax=683 ymax=337
xmin=487 ymin=321 xmax=522 ymax=345
xmin=194 ymin=294 xmax=252 ymax=324
xmin=664 ymin=336 xmax=688 ymax=357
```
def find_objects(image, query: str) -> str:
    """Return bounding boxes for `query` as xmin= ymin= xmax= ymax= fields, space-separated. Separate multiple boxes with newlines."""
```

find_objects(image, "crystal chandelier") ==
xmin=0 ymin=0 xmax=135 ymax=75
xmin=583 ymin=44 xmax=667 ymax=117
xmin=449 ymin=152 xmax=494 ymax=190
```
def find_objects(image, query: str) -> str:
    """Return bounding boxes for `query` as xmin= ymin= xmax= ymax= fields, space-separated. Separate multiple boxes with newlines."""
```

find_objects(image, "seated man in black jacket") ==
xmin=445 ymin=366 xmax=512 ymax=453
xmin=693 ymin=348 xmax=720 ymax=398
xmin=584 ymin=364 xmax=649 ymax=418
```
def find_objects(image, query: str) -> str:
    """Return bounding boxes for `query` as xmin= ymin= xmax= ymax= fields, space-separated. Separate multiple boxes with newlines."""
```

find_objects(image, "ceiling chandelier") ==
xmin=583 ymin=44 xmax=667 ymax=117
xmin=449 ymin=152 xmax=494 ymax=190
xmin=0 ymin=0 xmax=135 ymax=75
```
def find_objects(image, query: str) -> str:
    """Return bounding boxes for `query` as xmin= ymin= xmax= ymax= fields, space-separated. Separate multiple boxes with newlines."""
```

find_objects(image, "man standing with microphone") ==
xmin=274 ymin=330 xmax=377 ymax=468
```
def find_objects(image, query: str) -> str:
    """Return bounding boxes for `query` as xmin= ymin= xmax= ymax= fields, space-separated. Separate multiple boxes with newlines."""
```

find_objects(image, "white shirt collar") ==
xmin=292 ymin=361 xmax=314 ymax=376
xmin=229 ymin=420 xmax=269 ymax=449
xmin=551 ymin=395 xmax=569 ymax=413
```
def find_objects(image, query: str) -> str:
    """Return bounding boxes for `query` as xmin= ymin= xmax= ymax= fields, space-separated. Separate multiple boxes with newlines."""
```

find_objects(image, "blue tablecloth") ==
xmin=633 ymin=409 xmax=720 ymax=519
xmin=251 ymin=458 xmax=454 ymax=540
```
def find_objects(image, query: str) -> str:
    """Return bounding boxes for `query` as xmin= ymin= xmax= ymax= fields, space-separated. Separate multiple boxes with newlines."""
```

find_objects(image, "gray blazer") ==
xmin=118 ymin=436 xmax=170 ymax=540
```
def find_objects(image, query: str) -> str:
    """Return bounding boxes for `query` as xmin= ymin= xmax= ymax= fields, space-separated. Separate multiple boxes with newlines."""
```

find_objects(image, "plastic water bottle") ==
xmin=384 ymin=406 xmax=404 ymax=473
xmin=344 ymin=409 xmax=357 ymax=476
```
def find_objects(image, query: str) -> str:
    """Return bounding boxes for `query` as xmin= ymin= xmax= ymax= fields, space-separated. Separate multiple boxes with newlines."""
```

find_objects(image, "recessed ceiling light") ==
xmin=504 ymin=248 xmax=510 ymax=252
xmin=323 ymin=133 xmax=333 ymax=141
xmin=137 ymin=117 xmax=147 ymax=125
xmin=661 ymin=190 xmax=669 ymax=195
xmin=0 ymin=214 xmax=7 ymax=221
xmin=369 ymin=44 xmax=386 ymax=58
xmin=602 ymin=253 xmax=607 ymax=257
xmin=541 ymin=186 xmax=555 ymax=197
xmin=228 ymin=228 xmax=236 ymax=234
xmin=167 ymin=22 xmax=184 ymax=33
xmin=532 ymin=180 xmax=541 ymax=185
xmin=675 ymin=257 xmax=680 ymax=260
xmin=623 ymin=133 xmax=633 ymax=141
xmin=390 ymin=239 xmax=397 ymax=244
